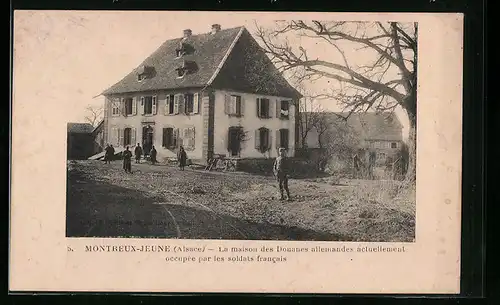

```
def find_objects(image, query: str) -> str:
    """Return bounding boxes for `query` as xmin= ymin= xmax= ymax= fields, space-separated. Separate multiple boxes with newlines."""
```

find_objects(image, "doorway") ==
xmin=142 ymin=125 xmax=154 ymax=155
xmin=228 ymin=127 xmax=242 ymax=157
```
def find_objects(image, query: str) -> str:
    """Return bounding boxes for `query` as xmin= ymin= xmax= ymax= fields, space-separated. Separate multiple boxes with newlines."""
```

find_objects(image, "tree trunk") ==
xmin=404 ymin=95 xmax=417 ymax=183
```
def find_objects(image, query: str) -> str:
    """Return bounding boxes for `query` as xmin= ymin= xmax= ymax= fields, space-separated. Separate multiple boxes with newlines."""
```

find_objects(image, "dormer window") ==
xmin=175 ymin=48 xmax=185 ymax=58
xmin=137 ymin=65 xmax=153 ymax=82
xmin=176 ymin=68 xmax=186 ymax=78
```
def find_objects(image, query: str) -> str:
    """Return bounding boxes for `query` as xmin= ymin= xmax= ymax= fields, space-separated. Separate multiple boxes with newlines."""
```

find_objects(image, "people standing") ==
xmin=177 ymin=146 xmax=187 ymax=171
xmin=273 ymin=148 xmax=291 ymax=201
xmin=150 ymin=145 xmax=157 ymax=165
xmin=134 ymin=143 xmax=143 ymax=164
xmin=123 ymin=146 xmax=132 ymax=173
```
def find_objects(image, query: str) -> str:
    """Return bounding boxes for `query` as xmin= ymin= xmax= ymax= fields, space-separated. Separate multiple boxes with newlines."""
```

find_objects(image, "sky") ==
xmin=13 ymin=11 xmax=410 ymax=139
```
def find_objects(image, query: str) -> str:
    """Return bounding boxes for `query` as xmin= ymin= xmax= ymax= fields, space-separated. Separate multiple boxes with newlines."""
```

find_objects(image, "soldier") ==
xmin=123 ymin=146 xmax=132 ymax=173
xmin=134 ymin=143 xmax=143 ymax=164
xmin=273 ymin=148 xmax=291 ymax=201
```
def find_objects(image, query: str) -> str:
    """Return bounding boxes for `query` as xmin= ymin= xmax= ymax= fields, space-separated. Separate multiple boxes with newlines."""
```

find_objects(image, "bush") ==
xmin=237 ymin=158 xmax=326 ymax=179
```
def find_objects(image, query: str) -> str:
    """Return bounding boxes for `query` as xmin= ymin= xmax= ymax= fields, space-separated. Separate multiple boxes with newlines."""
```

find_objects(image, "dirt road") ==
xmin=66 ymin=160 xmax=415 ymax=241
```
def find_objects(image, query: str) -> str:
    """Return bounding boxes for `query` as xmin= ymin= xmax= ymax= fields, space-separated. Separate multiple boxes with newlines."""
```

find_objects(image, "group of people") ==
xmin=103 ymin=143 xmax=188 ymax=174
xmin=104 ymin=142 xmax=291 ymax=201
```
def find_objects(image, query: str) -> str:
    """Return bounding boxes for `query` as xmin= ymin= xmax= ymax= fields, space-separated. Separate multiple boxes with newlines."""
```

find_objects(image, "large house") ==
xmin=99 ymin=25 xmax=302 ymax=164
xmin=300 ymin=112 xmax=404 ymax=165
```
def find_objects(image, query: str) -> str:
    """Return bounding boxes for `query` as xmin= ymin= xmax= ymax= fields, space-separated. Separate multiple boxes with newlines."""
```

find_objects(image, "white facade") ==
xmin=103 ymin=88 xmax=296 ymax=162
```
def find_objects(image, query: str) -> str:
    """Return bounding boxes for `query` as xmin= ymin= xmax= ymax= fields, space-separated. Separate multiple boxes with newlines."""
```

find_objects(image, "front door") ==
xmin=142 ymin=125 xmax=154 ymax=155
xmin=228 ymin=127 xmax=241 ymax=157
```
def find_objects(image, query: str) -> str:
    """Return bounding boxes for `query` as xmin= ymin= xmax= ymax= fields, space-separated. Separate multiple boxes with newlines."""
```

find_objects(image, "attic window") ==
xmin=138 ymin=74 xmax=146 ymax=81
xmin=175 ymin=49 xmax=185 ymax=58
xmin=176 ymin=68 xmax=186 ymax=78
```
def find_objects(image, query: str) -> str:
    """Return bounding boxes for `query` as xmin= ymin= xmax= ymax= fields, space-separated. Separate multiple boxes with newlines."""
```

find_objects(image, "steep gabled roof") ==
xmin=302 ymin=112 xmax=403 ymax=142
xmin=211 ymin=29 xmax=302 ymax=99
xmin=67 ymin=123 xmax=94 ymax=134
xmin=101 ymin=26 xmax=301 ymax=99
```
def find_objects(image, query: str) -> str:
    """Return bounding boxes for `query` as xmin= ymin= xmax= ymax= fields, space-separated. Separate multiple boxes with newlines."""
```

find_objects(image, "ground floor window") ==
xmin=162 ymin=127 xmax=178 ymax=149
xmin=255 ymin=127 xmax=270 ymax=153
xmin=278 ymin=128 xmax=289 ymax=149
xmin=123 ymin=128 xmax=132 ymax=146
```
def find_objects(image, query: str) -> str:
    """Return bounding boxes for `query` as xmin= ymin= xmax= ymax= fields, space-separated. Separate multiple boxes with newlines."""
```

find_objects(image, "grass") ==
xmin=66 ymin=160 xmax=415 ymax=242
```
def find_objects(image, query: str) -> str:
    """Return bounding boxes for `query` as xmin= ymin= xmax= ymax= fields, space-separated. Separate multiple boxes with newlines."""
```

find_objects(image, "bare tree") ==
xmin=84 ymin=105 xmax=104 ymax=127
xmin=255 ymin=21 xmax=417 ymax=182
xmin=297 ymin=94 xmax=326 ymax=148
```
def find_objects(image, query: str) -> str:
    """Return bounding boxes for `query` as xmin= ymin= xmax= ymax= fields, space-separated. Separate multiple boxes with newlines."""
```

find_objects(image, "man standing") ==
xmin=273 ymin=148 xmax=291 ymax=201
xmin=150 ymin=145 xmax=157 ymax=165
xmin=123 ymin=146 xmax=132 ymax=173
xmin=134 ymin=143 xmax=143 ymax=164
xmin=177 ymin=146 xmax=187 ymax=171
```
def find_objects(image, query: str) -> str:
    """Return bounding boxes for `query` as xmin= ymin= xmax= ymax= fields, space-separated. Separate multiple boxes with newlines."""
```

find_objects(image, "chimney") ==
xmin=211 ymin=24 xmax=221 ymax=34
xmin=183 ymin=29 xmax=192 ymax=38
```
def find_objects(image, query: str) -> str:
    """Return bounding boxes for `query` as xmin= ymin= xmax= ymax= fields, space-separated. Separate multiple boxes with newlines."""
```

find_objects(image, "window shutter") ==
xmin=254 ymin=129 xmax=260 ymax=150
xmin=174 ymin=128 xmax=179 ymax=147
xmin=193 ymin=93 xmax=199 ymax=114
xmin=111 ymin=127 xmax=117 ymax=145
xmin=131 ymin=128 xmax=136 ymax=146
xmin=152 ymin=95 xmax=157 ymax=115
xmin=174 ymin=95 xmax=180 ymax=114
xmin=120 ymin=98 xmax=126 ymax=116
xmin=132 ymin=98 xmax=137 ymax=115
xmin=256 ymin=98 xmax=261 ymax=118
xmin=224 ymin=94 xmax=230 ymax=114
xmin=164 ymin=95 xmax=170 ymax=115
xmin=267 ymin=99 xmax=273 ymax=118
xmin=179 ymin=94 xmax=185 ymax=114
xmin=118 ymin=128 xmax=124 ymax=147
xmin=276 ymin=129 xmax=281 ymax=149
xmin=140 ymin=97 xmax=145 ymax=115
xmin=227 ymin=129 xmax=232 ymax=151
xmin=268 ymin=130 xmax=272 ymax=151
xmin=276 ymin=99 xmax=280 ymax=118
xmin=162 ymin=128 xmax=167 ymax=147
xmin=191 ymin=127 xmax=195 ymax=148
xmin=239 ymin=96 xmax=245 ymax=116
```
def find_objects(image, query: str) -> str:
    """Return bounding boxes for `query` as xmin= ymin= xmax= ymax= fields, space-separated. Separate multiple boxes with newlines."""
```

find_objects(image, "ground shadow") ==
xmin=66 ymin=168 xmax=349 ymax=241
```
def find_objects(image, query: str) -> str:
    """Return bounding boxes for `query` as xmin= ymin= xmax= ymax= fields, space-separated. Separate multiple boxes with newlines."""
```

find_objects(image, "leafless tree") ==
xmin=297 ymin=93 xmax=326 ymax=148
xmin=84 ymin=105 xmax=104 ymax=127
xmin=255 ymin=21 xmax=417 ymax=182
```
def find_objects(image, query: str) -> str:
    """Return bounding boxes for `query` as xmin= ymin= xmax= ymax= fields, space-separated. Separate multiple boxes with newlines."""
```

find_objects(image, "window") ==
xmin=162 ymin=127 xmax=178 ymax=149
xmin=224 ymin=94 xmax=243 ymax=116
xmin=257 ymin=98 xmax=270 ymax=118
xmin=278 ymin=100 xmax=290 ymax=119
xmin=141 ymin=96 xmax=157 ymax=115
xmin=391 ymin=142 xmax=398 ymax=148
xmin=255 ymin=127 xmax=270 ymax=153
xmin=123 ymin=128 xmax=132 ymax=146
xmin=111 ymin=100 xmax=120 ymax=116
xmin=182 ymin=127 xmax=196 ymax=150
xmin=184 ymin=93 xmax=194 ymax=114
xmin=124 ymin=98 xmax=133 ymax=115
xmin=176 ymin=68 xmax=186 ymax=78
xmin=165 ymin=94 xmax=175 ymax=115
xmin=175 ymin=49 xmax=185 ymax=58
xmin=137 ymin=74 xmax=146 ymax=81
xmin=278 ymin=129 xmax=289 ymax=149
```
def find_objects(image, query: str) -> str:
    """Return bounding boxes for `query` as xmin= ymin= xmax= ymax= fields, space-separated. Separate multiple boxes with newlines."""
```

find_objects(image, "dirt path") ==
xmin=66 ymin=160 xmax=415 ymax=241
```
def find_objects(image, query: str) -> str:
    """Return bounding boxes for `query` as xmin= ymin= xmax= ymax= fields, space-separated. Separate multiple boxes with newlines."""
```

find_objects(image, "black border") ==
xmin=8 ymin=0 xmax=487 ymax=302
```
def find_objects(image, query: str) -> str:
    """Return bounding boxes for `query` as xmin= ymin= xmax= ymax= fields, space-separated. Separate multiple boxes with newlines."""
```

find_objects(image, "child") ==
xmin=273 ymin=148 xmax=291 ymax=201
